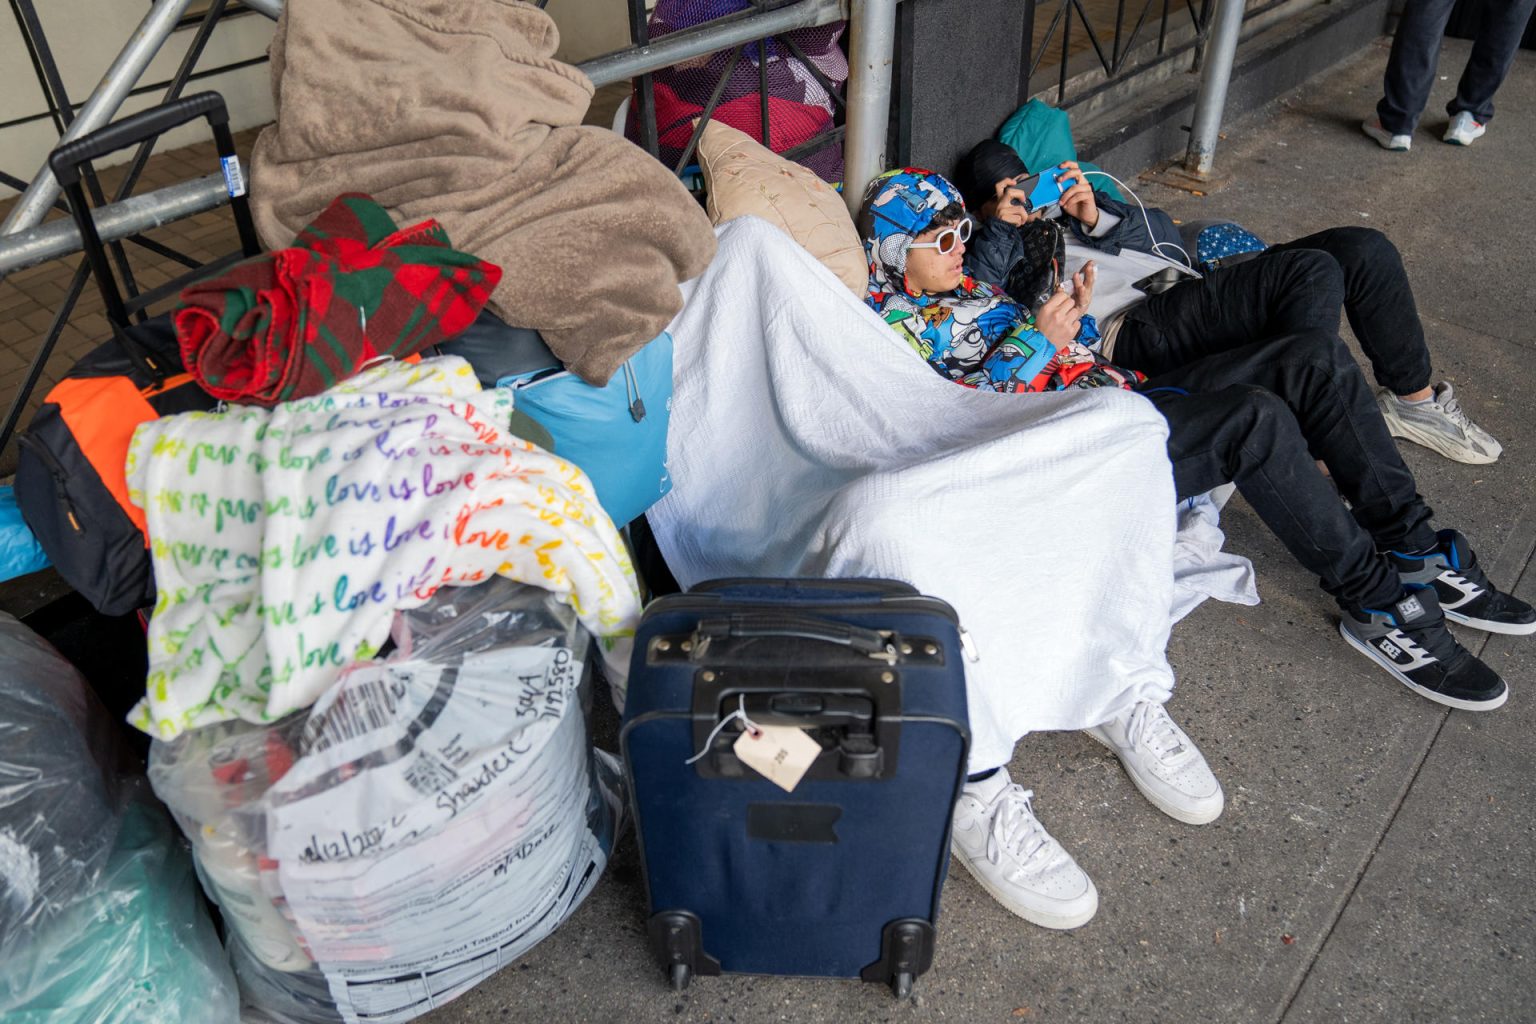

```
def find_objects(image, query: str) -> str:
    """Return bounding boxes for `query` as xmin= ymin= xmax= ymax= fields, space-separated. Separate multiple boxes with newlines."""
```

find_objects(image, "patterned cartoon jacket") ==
xmin=859 ymin=169 xmax=1138 ymax=394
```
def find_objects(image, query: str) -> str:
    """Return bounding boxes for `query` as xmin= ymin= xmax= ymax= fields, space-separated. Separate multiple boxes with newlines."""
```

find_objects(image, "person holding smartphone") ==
xmin=863 ymin=170 xmax=1125 ymax=393
xmin=959 ymin=139 xmax=1504 ymax=467
xmin=861 ymin=168 xmax=1218 ymax=934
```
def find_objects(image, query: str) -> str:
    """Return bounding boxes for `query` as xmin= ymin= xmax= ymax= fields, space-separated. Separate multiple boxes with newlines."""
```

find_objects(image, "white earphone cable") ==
xmin=1078 ymin=168 xmax=1193 ymax=269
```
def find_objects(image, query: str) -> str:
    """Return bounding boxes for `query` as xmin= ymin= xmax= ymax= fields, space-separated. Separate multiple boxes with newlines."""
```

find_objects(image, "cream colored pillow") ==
xmin=696 ymin=120 xmax=868 ymax=295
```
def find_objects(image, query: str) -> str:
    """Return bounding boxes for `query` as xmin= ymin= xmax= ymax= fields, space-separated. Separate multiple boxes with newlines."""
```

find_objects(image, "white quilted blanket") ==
xmin=649 ymin=218 xmax=1254 ymax=770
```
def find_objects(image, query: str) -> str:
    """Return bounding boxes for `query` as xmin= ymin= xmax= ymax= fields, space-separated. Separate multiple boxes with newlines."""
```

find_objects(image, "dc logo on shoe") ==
xmin=1398 ymin=596 xmax=1424 ymax=620
xmin=1379 ymin=638 xmax=1405 ymax=661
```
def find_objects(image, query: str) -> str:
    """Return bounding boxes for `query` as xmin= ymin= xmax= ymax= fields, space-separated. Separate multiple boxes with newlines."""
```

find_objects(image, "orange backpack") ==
xmin=16 ymin=318 xmax=216 ymax=615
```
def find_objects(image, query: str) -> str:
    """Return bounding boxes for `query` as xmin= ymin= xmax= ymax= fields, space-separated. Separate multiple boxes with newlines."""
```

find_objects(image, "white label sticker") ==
xmin=220 ymin=154 xmax=246 ymax=198
xmin=733 ymin=725 xmax=822 ymax=793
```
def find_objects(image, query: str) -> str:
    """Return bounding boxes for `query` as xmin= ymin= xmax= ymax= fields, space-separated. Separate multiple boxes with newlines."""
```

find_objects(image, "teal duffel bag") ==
xmin=434 ymin=312 xmax=674 ymax=528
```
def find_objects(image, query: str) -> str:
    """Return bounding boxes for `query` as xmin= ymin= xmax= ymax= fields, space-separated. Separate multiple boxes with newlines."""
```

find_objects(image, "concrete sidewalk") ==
xmin=422 ymin=38 xmax=1536 ymax=1024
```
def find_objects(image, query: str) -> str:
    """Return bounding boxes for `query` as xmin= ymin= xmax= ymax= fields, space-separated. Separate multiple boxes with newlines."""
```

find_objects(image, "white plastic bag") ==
xmin=150 ymin=579 xmax=622 ymax=1024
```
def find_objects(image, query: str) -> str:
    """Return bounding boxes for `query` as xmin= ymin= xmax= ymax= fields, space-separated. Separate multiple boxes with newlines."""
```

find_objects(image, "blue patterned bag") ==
xmin=1181 ymin=220 xmax=1268 ymax=273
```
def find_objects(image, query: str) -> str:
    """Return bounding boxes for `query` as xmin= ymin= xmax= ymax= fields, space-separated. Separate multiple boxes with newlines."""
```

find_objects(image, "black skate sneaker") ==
xmin=1339 ymin=587 xmax=1508 ymax=711
xmin=1389 ymin=529 xmax=1536 ymax=635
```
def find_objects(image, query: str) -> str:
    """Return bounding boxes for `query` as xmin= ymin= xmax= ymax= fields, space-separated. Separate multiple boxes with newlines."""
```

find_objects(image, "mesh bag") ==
xmin=626 ymin=0 xmax=847 ymax=182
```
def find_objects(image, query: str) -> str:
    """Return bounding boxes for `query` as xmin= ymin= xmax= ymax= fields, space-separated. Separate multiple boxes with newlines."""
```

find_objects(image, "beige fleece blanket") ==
xmin=249 ymin=0 xmax=716 ymax=386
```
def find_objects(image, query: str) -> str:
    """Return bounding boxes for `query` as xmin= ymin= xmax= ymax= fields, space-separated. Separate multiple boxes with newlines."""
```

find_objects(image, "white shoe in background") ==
xmin=1361 ymin=118 xmax=1411 ymax=151
xmin=1443 ymin=112 xmax=1486 ymax=146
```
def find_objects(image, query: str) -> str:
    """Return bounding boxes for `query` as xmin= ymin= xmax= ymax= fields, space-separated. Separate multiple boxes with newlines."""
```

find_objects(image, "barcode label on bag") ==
xmin=305 ymin=677 xmax=399 ymax=752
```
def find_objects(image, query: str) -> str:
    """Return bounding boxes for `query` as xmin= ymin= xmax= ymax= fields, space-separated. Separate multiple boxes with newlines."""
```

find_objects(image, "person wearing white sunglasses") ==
xmin=858 ymin=168 xmax=1210 ymax=934
xmin=904 ymin=216 xmax=972 ymax=255
xmin=864 ymin=172 xmax=1100 ymax=389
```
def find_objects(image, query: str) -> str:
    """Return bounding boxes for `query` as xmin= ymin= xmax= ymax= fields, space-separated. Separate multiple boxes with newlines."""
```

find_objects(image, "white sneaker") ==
xmin=1361 ymin=118 xmax=1411 ymax=151
xmin=949 ymin=772 xmax=1098 ymax=930
xmin=1443 ymin=112 xmax=1486 ymax=146
xmin=1376 ymin=381 xmax=1502 ymax=464
xmin=1084 ymin=701 xmax=1224 ymax=825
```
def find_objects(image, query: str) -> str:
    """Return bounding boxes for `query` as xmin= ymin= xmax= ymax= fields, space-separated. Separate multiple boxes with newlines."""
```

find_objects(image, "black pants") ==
xmin=1376 ymin=0 xmax=1536 ymax=133
xmin=1137 ymin=330 xmax=1438 ymax=612
xmin=1116 ymin=227 xmax=1433 ymax=396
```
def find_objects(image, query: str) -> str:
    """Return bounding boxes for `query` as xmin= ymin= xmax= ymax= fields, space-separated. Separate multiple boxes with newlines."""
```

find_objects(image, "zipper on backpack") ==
xmin=509 ymin=367 xmax=570 ymax=389
xmin=18 ymin=434 xmax=86 ymax=535
xmin=509 ymin=360 xmax=648 ymax=423
xmin=623 ymin=360 xmax=646 ymax=422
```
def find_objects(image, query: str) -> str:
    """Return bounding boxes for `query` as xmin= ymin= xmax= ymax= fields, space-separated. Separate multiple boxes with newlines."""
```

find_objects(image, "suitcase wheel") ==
xmin=860 ymin=918 xmax=935 ymax=998
xmin=647 ymin=911 xmax=717 ymax=990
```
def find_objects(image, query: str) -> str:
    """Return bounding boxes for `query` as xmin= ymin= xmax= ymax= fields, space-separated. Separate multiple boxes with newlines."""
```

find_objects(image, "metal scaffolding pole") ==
xmin=242 ymin=0 xmax=846 ymax=90
xmin=581 ymin=0 xmax=843 ymax=87
xmin=245 ymin=0 xmax=844 ymax=89
xmin=0 ymin=0 xmax=197 ymax=237
xmin=842 ymin=0 xmax=898 ymax=217
xmin=0 ymin=176 xmax=227 ymax=276
xmin=1182 ymin=0 xmax=1245 ymax=178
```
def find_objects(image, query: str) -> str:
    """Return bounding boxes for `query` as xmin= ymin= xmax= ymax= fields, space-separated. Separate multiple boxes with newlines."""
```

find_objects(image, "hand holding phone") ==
xmin=1054 ymin=161 xmax=1100 ymax=228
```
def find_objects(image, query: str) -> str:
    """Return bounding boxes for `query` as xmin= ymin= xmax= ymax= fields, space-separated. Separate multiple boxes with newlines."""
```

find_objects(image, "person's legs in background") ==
xmin=1444 ymin=0 xmax=1536 ymax=141
xmin=1372 ymin=0 xmax=1460 ymax=140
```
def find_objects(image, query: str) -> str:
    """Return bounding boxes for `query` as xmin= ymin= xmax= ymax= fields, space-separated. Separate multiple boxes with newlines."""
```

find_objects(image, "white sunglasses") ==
xmin=907 ymin=217 xmax=972 ymax=255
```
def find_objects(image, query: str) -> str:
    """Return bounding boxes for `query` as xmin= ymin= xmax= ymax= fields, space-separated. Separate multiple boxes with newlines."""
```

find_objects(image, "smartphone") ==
xmin=1007 ymin=172 xmax=1071 ymax=214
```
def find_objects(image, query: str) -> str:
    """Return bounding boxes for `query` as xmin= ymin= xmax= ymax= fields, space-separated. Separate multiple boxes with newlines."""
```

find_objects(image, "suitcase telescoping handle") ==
xmin=692 ymin=614 xmax=898 ymax=663
xmin=47 ymin=91 xmax=262 ymax=379
xmin=50 ymin=92 xmax=233 ymax=181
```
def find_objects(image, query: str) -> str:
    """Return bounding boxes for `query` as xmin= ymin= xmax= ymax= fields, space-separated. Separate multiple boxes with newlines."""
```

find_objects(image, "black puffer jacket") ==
xmin=964 ymin=218 xmax=1049 ymax=297
xmin=964 ymin=197 xmax=1187 ymax=301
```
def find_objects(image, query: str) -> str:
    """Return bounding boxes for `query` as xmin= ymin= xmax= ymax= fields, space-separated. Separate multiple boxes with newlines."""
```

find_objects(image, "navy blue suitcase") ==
xmin=620 ymin=578 xmax=970 ymax=997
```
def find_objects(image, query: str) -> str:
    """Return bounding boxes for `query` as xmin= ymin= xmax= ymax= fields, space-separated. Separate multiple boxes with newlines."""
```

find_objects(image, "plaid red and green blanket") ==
xmin=175 ymin=193 xmax=501 ymax=406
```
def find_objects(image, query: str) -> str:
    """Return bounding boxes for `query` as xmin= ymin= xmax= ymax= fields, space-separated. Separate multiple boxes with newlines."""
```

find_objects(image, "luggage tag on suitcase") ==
xmin=733 ymin=725 xmax=821 ymax=793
